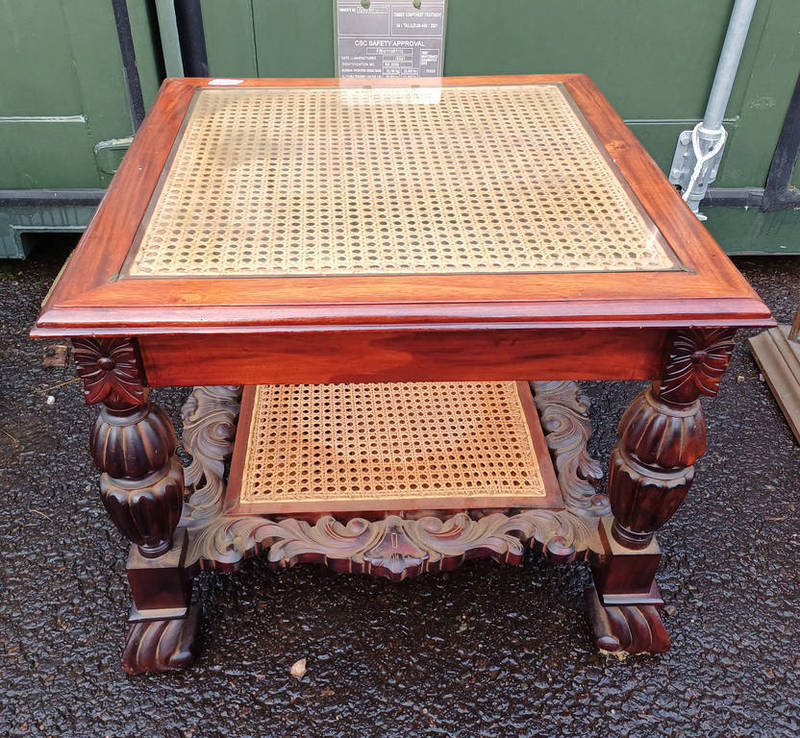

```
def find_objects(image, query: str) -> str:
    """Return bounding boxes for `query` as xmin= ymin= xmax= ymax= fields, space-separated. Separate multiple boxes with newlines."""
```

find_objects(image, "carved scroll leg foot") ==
xmin=123 ymin=528 xmax=199 ymax=674
xmin=122 ymin=602 xmax=200 ymax=675
xmin=584 ymin=582 xmax=669 ymax=656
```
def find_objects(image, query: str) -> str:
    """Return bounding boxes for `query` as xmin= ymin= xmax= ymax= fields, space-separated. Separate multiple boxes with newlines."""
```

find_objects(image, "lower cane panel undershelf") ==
xmin=225 ymin=381 xmax=562 ymax=515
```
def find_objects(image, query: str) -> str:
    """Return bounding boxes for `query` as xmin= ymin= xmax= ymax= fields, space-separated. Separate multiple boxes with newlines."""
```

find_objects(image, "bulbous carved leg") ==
xmin=608 ymin=388 xmax=705 ymax=550
xmin=589 ymin=328 xmax=735 ymax=654
xmin=92 ymin=404 xmax=184 ymax=558
xmin=74 ymin=337 xmax=198 ymax=673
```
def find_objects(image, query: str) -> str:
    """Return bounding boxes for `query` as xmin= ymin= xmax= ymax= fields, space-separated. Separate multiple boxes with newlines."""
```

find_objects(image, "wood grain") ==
xmin=607 ymin=328 xmax=735 ymax=551
xmin=32 ymin=75 xmax=773 ymax=341
xmin=136 ymin=327 xmax=666 ymax=386
xmin=585 ymin=583 xmax=670 ymax=655
xmin=750 ymin=325 xmax=800 ymax=442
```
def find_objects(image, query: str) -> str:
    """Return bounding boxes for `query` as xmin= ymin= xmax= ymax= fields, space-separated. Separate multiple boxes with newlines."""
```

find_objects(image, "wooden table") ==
xmin=33 ymin=75 xmax=773 ymax=674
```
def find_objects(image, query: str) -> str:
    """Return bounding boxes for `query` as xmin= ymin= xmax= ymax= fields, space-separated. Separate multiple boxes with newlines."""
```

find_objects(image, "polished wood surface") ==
xmin=33 ymin=75 xmax=772 ymax=342
xmin=137 ymin=327 xmax=666 ymax=386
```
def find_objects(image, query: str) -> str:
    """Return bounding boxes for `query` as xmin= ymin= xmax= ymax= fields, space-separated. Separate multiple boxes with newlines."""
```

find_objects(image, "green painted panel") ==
xmin=202 ymin=0 xmax=257 ymax=77
xmin=0 ymin=120 xmax=97 ymax=188
xmin=251 ymin=0 xmax=335 ymax=77
xmin=0 ymin=0 xmax=164 ymax=190
xmin=713 ymin=0 xmax=800 ymax=187
xmin=444 ymin=0 xmax=731 ymax=119
xmin=60 ymin=2 xmax=135 ymax=142
xmin=705 ymin=207 xmax=800 ymax=255
xmin=0 ymin=206 xmax=94 ymax=259
xmin=0 ymin=1 xmax=83 ymax=115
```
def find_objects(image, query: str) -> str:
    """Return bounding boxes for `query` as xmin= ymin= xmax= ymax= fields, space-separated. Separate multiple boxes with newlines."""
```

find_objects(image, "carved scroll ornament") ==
xmin=178 ymin=383 xmax=600 ymax=578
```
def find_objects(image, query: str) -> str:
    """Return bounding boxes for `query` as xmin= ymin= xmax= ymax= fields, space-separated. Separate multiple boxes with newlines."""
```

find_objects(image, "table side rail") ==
xmin=137 ymin=328 xmax=666 ymax=386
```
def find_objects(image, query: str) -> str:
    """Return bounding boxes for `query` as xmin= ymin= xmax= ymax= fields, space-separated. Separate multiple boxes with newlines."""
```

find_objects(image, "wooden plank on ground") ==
xmin=749 ymin=325 xmax=800 ymax=443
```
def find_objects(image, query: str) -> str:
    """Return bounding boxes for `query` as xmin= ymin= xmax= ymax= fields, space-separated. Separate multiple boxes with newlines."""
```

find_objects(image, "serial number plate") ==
xmin=336 ymin=0 xmax=447 ymax=78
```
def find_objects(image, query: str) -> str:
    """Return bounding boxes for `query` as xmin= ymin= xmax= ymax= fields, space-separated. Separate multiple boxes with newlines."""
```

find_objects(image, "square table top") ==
xmin=33 ymin=75 xmax=772 ymax=338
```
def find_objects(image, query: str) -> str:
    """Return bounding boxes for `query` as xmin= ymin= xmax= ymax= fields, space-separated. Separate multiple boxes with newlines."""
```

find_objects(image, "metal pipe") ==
xmin=702 ymin=186 xmax=764 ymax=208
xmin=702 ymin=73 xmax=800 ymax=213
xmin=669 ymin=0 xmax=759 ymax=218
xmin=174 ymin=0 xmax=209 ymax=77
xmin=701 ymin=0 xmax=758 ymax=134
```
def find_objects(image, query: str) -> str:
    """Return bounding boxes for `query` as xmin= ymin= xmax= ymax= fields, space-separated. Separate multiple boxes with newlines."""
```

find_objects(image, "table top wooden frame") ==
xmin=32 ymin=74 xmax=773 ymax=387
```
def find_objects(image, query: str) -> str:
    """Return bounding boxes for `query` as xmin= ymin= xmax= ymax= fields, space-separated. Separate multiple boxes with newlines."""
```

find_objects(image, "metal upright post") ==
xmin=669 ymin=0 xmax=758 ymax=219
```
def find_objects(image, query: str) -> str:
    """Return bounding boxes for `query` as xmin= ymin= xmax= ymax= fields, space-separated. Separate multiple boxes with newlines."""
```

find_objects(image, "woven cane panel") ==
xmin=237 ymin=382 xmax=547 ymax=508
xmin=128 ymin=85 xmax=676 ymax=277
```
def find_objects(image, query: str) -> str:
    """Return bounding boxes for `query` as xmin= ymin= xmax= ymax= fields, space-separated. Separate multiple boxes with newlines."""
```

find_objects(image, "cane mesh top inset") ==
xmin=127 ymin=84 xmax=677 ymax=278
xmin=236 ymin=382 xmax=547 ymax=510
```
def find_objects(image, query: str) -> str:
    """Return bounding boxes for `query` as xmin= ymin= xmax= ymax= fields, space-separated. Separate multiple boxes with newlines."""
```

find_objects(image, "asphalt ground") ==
xmin=0 ymin=240 xmax=798 ymax=737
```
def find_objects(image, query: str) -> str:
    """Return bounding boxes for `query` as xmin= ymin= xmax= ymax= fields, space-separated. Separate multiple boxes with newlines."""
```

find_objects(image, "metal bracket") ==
xmin=94 ymin=137 xmax=133 ymax=176
xmin=669 ymin=125 xmax=727 ymax=221
xmin=669 ymin=0 xmax=757 ymax=221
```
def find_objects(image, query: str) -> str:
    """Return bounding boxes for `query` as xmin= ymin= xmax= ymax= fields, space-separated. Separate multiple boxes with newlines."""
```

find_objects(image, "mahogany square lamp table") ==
xmin=32 ymin=75 xmax=773 ymax=674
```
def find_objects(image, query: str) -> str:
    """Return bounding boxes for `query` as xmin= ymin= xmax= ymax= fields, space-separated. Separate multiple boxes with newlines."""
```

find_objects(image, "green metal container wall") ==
xmin=1 ymin=0 xmax=798 ymax=256
xmin=0 ymin=1 xmax=162 ymax=189
xmin=0 ymin=1 xmax=161 ymax=257
xmin=200 ymin=0 xmax=800 ymax=254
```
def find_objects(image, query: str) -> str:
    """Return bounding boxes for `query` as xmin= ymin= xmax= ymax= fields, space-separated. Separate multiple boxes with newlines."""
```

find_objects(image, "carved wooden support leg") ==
xmin=74 ymin=337 xmax=198 ymax=674
xmin=608 ymin=387 xmax=705 ymax=551
xmin=91 ymin=404 xmax=184 ymax=558
xmin=589 ymin=328 xmax=736 ymax=655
